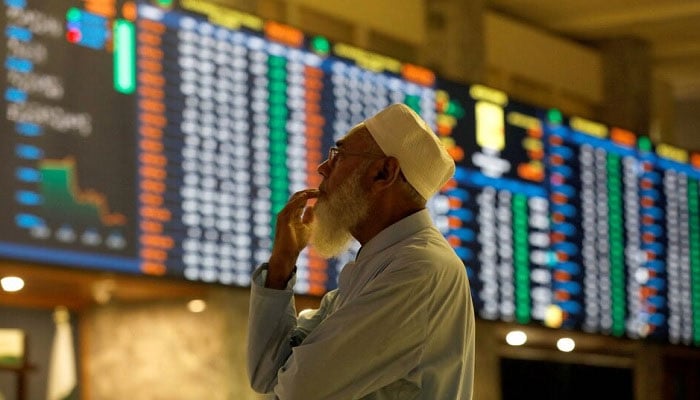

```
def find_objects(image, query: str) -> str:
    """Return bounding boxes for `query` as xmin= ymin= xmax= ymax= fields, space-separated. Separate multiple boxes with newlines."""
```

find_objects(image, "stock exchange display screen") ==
xmin=1 ymin=0 xmax=699 ymax=346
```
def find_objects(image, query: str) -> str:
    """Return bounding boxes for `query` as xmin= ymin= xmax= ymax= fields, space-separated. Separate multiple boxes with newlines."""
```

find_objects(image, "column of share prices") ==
xmin=542 ymin=113 xmax=700 ymax=346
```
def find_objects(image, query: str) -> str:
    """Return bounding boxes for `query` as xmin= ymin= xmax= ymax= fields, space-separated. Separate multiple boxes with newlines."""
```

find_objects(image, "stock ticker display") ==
xmin=1 ymin=0 xmax=699 ymax=346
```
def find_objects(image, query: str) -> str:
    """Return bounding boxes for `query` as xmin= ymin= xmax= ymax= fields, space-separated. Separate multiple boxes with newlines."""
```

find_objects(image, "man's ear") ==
xmin=371 ymin=157 xmax=401 ymax=192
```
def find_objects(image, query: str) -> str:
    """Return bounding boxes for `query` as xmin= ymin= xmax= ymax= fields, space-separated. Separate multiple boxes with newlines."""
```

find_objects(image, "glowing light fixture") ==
xmin=556 ymin=337 xmax=576 ymax=352
xmin=505 ymin=330 xmax=527 ymax=346
xmin=187 ymin=299 xmax=206 ymax=313
xmin=1 ymin=276 xmax=25 ymax=292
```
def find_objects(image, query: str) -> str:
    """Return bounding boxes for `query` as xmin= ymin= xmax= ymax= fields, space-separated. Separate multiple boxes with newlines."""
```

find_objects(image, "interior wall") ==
xmin=290 ymin=0 xmax=426 ymax=45
xmin=82 ymin=288 xmax=266 ymax=400
xmin=673 ymin=99 xmax=700 ymax=151
xmin=483 ymin=11 xmax=603 ymax=119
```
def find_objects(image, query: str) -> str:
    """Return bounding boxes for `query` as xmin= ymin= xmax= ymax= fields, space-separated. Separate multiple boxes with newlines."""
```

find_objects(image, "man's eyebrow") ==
xmin=335 ymin=139 xmax=345 ymax=147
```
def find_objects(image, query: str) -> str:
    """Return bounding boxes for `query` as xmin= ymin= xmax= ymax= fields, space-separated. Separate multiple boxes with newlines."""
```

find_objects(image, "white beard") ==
xmin=310 ymin=169 xmax=370 ymax=258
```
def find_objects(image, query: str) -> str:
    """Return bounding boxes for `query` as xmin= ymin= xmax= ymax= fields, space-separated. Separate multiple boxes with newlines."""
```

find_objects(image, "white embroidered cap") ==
xmin=364 ymin=103 xmax=455 ymax=200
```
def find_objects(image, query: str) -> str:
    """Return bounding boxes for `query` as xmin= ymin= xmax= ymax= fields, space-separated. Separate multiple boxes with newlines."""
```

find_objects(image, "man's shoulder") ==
xmin=396 ymin=226 xmax=461 ymax=259
xmin=387 ymin=231 xmax=464 ymax=274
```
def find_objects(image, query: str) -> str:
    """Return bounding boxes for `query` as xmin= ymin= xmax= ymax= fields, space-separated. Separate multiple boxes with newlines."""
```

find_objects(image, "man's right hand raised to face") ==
xmin=266 ymin=188 xmax=320 ymax=289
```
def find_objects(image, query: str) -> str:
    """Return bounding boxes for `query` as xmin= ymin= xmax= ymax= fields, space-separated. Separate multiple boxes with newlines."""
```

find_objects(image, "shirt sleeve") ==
xmin=247 ymin=265 xmax=340 ymax=394
xmin=273 ymin=260 xmax=432 ymax=400
xmin=247 ymin=264 xmax=298 ymax=393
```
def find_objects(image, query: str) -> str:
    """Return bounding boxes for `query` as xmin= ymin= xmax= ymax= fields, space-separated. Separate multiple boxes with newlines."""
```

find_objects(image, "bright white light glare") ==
xmin=557 ymin=337 xmax=576 ymax=352
xmin=505 ymin=330 xmax=527 ymax=346
xmin=1 ymin=276 xmax=24 ymax=292
xmin=187 ymin=299 xmax=207 ymax=313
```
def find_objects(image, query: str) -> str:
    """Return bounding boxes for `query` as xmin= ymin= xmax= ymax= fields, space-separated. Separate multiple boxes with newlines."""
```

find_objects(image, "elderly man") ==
xmin=247 ymin=103 xmax=475 ymax=399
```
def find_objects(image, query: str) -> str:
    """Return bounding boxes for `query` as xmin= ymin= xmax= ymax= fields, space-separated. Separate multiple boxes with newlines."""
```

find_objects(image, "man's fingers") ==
xmin=291 ymin=189 xmax=320 ymax=202
xmin=301 ymin=206 xmax=314 ymax=224
xmin=284 ymin=189 xmax=319 ymax=211
xmin=277 ymin=189 xmax=319 ymax=223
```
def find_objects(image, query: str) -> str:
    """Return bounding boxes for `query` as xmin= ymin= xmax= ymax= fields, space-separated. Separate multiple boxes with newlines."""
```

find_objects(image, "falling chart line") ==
xmin=38 ymin=157 xmax=126 ymax=226
xmin=12 ymin=153 xmax=130 ymax=252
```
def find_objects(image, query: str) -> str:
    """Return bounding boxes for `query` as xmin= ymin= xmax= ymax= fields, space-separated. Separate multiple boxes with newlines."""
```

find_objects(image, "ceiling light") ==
xmin=187 ymin=299 xmax=206 ymax=313
xmin=1 ymin=276 xmax=25 ymax=292
xmin=556 ymin=337 xmax=576 ymax=352
xmin=505 ymin=330 xmax=528 ymax=346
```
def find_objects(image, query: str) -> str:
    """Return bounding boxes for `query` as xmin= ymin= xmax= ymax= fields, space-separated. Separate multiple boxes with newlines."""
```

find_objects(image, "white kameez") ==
xmin=248 ymin=210 xmax=475 ymax=400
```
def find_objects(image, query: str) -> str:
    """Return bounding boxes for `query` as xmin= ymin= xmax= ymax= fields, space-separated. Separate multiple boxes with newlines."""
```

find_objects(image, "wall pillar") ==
xmin=422 ymin=0 xmax=485 ymax=84
xmin=634 ymin=343 xmax=663 ymax=400
xmin=599 ymin=38 xmax=652 ymax=135
xmin=650 ymin=78 xmax=676 ymax=144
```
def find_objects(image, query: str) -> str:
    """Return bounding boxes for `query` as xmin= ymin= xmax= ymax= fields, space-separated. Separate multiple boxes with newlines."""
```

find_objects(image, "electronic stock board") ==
xmin=1 ymin=0 xmax=699 ymax=346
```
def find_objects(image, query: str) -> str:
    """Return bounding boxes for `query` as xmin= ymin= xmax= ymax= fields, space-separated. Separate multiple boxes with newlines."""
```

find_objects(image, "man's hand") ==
xmin=266 ymin=189 xmax=320 ymax=289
